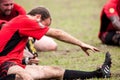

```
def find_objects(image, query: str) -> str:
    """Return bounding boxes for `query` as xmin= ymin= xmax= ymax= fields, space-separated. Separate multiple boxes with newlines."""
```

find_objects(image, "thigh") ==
xmin=34 ymin=36 xmax=57 ymax=51
xmin=25 ymin=65 xmax=65 ymax=80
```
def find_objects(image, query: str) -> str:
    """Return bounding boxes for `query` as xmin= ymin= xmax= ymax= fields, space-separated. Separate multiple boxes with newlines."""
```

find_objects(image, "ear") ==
xmin=35 ymin=14 xmax=41 ymax=22
xmin=36 ymin=14 xmax=41 ymax=19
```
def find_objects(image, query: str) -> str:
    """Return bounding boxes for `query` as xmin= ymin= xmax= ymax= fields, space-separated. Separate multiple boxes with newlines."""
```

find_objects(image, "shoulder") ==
xmin=103 ymin=0 xmax=118 ymax=15
xmin=13 ymin=15 xmax=38 ymax=27
xmin=12 ymin=15 xmax=31 ymax=23
xmin=104 ymin=0 xmax=118 ymax=8
xmin=13 ymin=3 xmax=26 ymax=15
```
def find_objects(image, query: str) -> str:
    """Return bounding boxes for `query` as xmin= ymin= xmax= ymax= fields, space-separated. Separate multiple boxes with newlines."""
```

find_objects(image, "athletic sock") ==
xmin=63 ymin=69 xmax=102 ymax=80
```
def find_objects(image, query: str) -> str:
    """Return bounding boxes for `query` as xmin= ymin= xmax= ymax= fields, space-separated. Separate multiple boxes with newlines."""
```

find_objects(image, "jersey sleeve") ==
xmin=104 ymin=1 xmax=118 ymax=18
xmin=18 ymin=16 xmax=49 ymax=40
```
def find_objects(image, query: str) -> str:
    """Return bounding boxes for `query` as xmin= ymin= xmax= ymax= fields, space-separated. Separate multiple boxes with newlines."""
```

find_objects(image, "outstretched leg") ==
xmin=4 ymin=52 xmax=111 ymax=80
xmin=63 ymin=52 xmax=112 ymax=80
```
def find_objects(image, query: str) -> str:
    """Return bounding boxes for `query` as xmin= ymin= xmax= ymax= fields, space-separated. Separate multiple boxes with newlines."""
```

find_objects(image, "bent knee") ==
xmin=48 ymin=66 xmax=64 ymax=77
xmin=47 ymin=43 xmax=57 ymax=51
xmin=34 ymin=40 xmax=58 ymax=51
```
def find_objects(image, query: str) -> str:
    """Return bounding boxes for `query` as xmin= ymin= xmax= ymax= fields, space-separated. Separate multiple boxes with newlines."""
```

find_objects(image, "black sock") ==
xmin=0 ymin=74 xmax=16 ymax=80
xmin=63 ymin=69 xmax=102 ymax=80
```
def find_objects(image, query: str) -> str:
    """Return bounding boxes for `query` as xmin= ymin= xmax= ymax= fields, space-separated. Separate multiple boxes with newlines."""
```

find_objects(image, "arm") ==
xmin=46 ymin=28 xmax=100 ymax=56
xmin=110 ymin=15 xmax=120 ymax=30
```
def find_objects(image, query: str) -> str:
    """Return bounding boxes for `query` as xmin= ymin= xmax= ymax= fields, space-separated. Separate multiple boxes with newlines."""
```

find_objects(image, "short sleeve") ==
xmin=17 ymin=16 xmax=49 ymax=40
xmin=104 ymin=1 xmax=118 ymax=18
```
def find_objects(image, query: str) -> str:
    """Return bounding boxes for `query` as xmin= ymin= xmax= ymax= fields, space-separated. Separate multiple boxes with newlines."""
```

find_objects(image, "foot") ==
xmin=98 ymin=52 xmax=112 ymax=78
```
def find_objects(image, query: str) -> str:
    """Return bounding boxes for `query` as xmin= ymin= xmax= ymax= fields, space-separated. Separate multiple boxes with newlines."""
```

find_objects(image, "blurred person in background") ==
xmin=98 ymin=0 xmax=120 ymax=46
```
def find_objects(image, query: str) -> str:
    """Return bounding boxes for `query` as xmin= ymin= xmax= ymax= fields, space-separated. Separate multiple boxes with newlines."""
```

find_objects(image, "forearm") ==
xmin=46 ymin=28 xmax=99 ymax=55
xmin=46 ymin=28 xmax=85 ymax=47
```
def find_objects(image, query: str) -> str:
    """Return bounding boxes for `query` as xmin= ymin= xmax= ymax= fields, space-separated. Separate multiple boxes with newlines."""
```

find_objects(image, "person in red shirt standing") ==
xmin=98 ymin=0 xmax=120 ymax=46
xmin=0 ymin=6 xmax=112 ymax=80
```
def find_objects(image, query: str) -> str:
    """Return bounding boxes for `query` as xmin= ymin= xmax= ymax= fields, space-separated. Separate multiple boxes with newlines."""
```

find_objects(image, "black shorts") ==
xmin=0 ymin=61 xmax=16 ymax=79
xmin=104 ymin=31 xmax=120 ymax=45
xmin=104 ymin=32 xmax=115 ymax=45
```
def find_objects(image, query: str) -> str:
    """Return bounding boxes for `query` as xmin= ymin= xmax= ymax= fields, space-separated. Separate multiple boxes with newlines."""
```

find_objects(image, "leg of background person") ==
xmin=104 ymin=32 xmax=120 ymax=45
xmin=23 ymin=49 xmax=34 ymax=58
xmin=34 ymin=36 xmax=57 ymax=52
xmin=112 ymin=32 xmax=120 ymax=45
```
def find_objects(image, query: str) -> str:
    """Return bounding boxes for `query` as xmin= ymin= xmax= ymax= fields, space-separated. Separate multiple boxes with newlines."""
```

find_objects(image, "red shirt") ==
xmin=0 ymin=15 xmax=49 ymax=68
xmin=98 ymin=0 xmax=118 ymax=41
xmin=0 ymin=3 xmax=26 ymax=28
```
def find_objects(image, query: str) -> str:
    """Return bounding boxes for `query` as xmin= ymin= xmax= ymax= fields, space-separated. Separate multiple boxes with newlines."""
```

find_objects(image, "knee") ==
xmin=48 ymin=43 xmax=58 ymax=51
xmin=34 ymin=40 xmax=58 ymax=51
xmin=50 ymin=66 xmax=64 ymax=77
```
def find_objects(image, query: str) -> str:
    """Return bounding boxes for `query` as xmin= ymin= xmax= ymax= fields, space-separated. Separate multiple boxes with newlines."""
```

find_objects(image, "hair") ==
xmin=27 ymin=6 xmax=51 ymax=21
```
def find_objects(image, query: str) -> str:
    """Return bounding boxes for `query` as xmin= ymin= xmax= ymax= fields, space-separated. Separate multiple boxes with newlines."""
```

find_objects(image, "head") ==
xmin=0 ymin=0 xmax=14 ymax=15
xmin=28 ymin=6 xmax=52 ymax=26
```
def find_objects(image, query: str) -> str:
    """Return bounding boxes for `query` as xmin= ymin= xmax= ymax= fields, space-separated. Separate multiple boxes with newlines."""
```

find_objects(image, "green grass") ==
xmin=16 ymin=0 xmax=120 ymax=79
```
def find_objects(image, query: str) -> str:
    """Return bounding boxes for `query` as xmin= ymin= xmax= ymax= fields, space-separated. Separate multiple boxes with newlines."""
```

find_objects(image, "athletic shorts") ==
xmin=104 ymin=31 xmax=120 ymax=45
xmin=0 ymin=61 xmax=16 ymax=78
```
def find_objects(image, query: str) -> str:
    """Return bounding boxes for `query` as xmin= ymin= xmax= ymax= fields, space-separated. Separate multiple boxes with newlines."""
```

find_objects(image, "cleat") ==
xmin=101 ymin=52 xmax=112 ymax=78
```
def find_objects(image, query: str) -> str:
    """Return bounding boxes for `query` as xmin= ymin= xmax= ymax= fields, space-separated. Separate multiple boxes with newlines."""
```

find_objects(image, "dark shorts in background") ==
xmin=104 ymin=32 xmax=115 ymax=45
xmin=104 ymin=31 xmax=120 ymax=46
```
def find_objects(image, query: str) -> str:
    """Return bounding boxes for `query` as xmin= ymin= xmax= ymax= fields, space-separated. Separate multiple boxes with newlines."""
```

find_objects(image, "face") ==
xmin=40 ymin=18 xmax=52 ymax=26
xmin=0 ymin=0 xmax=14 ymax=15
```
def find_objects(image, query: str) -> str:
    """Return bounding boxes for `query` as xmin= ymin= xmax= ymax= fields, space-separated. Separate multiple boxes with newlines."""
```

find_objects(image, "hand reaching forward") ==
xmin=80 ymin=43 xmax=100 ymax=56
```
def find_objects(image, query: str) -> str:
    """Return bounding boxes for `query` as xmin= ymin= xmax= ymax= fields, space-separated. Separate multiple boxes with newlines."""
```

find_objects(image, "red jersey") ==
xmin=0 ymin=3 xmax=26 ymax=28
xmin=98 ymin=0 xmax=118 ymax=40
xmin=0 ymin=15 xmax=49 ymax=68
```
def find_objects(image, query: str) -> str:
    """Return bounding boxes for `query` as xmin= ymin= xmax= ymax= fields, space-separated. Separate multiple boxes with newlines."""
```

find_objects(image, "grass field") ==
xmin=16 ymin=0 xmax=120 ymax=80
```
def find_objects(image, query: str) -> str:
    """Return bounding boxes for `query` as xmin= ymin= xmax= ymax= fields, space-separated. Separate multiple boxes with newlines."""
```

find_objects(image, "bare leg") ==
xmin=34 ymin=36 xmax=57 ymax=51
xmin=25 ymin=65 xmax=65 ymax=80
